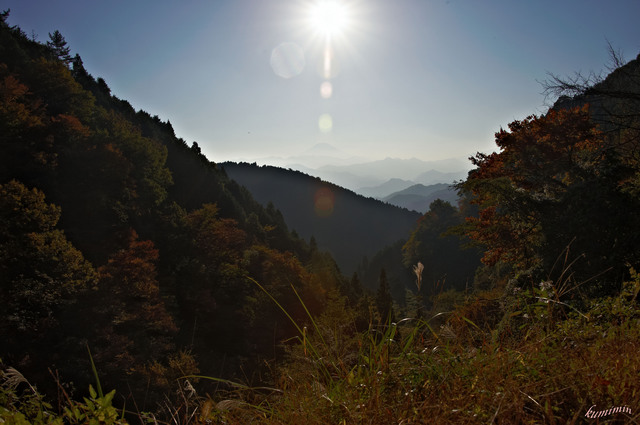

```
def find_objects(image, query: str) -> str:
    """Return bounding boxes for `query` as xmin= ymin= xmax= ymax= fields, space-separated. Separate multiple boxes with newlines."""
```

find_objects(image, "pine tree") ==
xmin=349 ymin=272 xmax=363 ymax=300
xmin=47 ymin=30 xmax=71 ymax=65
xmin=375 ymin=268 xmax=394 ymax=322
xmin=0 ymin=9 xmax=9 ymax=25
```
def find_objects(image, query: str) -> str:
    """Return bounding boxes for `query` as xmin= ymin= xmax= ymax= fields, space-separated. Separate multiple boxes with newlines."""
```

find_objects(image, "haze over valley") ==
xmin=239 ymin=141 xmax=469 ymax=198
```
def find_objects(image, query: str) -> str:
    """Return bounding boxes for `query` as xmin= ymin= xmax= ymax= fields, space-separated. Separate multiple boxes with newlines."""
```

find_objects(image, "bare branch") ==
xmin=540 ymin=42 xmax=632 ymax=104
xmin=605 ymin=39 xmax=626 ymax=72
xmin=540 ymin=70 xmax=603 ymax=104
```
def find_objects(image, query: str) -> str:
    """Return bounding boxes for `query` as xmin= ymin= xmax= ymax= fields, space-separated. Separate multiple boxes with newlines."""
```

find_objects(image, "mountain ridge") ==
xmin=242 ymin=146 xmax=471 ymax=194
xmin=221 ymin=162 xmax=422 ymax=273
xmin=382 ymin=183 xmax=459 ymax=213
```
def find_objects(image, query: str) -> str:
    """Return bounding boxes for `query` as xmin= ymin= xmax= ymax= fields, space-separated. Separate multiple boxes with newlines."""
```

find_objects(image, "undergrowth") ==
xmin=2 ymin=271 xmax=640 ymax=424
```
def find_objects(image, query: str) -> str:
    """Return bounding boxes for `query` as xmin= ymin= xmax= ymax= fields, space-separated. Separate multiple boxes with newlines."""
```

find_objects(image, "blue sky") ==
xmin=3 ymin=0 xmax=640 ymax=164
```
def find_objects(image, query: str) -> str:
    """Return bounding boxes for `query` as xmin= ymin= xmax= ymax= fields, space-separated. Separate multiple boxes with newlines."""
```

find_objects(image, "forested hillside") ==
xmin=0 ymin=12 xmax=358 ymax=407
xmin=222 ymin=161 xmax=421 ymax=273
xmin=222 ymin=162 xmax=480 ymax=303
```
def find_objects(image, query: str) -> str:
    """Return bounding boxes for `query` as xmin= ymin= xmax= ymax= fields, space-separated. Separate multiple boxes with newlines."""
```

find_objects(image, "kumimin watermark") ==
xmin=585 ymin=404 xmax=632 ymax=419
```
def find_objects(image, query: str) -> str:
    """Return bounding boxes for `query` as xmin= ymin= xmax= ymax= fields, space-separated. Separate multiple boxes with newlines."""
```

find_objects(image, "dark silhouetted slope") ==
xmin=222 ymin=162 xmax=421 ymax=273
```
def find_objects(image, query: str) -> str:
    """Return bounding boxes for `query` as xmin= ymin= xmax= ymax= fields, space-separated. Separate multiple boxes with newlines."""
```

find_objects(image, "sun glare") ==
xmin=308 ymin=1 xmax=350 ymax=38
xmin=301 ymin=0 xmax=358 ymax=137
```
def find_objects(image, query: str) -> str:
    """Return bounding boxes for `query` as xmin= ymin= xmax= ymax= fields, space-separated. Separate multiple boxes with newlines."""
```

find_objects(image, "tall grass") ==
xmin=197 ymin=272 xmax=640 ymax=424
xmin=3 ymin=271 xmax=640 ymax=424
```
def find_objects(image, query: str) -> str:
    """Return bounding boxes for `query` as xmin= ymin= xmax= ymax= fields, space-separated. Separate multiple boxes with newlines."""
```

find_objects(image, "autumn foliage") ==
xmin=459 ymin=105 xmax=640 ymax=288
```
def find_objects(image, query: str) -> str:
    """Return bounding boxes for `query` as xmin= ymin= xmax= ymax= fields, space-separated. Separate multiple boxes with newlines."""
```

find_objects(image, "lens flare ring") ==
xmin=318 ymin=114 xmax=333 ymax=133
xmin=314 ymin=187 xmax=335 ymax=217
xmin=270 ymin=42 xmax=306 ymax=79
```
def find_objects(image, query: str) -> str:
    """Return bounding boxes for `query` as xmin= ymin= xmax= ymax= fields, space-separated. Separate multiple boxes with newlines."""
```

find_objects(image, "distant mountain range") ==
xmin=247 ymin=142 xmax=367 ymax=170
xmin=382 ymin=183 xmax=459 ymax=213
xmin=290 ymin=156 xmax=469 ymax=194
xmin=241 ymin=145 xmax=471 ymax=211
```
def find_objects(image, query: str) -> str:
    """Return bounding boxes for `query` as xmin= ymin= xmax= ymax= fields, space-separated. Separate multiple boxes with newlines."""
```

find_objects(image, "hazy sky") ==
xmin=4 ymin=0 xmax=640 ymax=164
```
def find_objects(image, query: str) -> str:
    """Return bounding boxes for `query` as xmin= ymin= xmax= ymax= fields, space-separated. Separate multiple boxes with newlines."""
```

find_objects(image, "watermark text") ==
xmin=585 ymin=404 xmax=632 ymax=419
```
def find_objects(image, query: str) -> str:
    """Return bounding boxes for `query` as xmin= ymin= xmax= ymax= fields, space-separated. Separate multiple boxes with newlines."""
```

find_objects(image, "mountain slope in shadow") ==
xmin=222 ymin=162 xmax=421 ymax=273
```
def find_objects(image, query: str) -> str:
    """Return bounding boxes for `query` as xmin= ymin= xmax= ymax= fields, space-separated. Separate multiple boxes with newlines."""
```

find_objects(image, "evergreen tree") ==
xmin=0 ymin=9 xmax=9 ymax=25
xmin=71 ymin=53 xmax=92 ymax=84
xmin=349 ymin=272 xmax=363 ymax=301
xmin=375 ymin=268 xmax=394 ymax=322
xmin=46 ymin=30 xmax=71 ymax=65
xmin=309 ymin=235 xmax=318 ymax=252
xmin=96 ymin=77 xmax=110 ymax=95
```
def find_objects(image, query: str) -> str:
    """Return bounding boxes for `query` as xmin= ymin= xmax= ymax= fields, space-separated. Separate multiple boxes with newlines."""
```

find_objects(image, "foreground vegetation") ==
xmin=3 ymin=268 xmax=640 ymax=423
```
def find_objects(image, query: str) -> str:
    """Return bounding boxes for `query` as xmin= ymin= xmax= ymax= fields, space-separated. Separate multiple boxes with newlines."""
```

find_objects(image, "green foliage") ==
xmin=5 ymin=267 xmax=640 ymax=424
xmin=29 ymin=57 xmax=95 ymax=121
xmin=357 ymin=239 xmax=414 ymax=310
xmin=0 ymin=14 xmax=356 ymax=416
xmin=0 ymin=365 xmax=127 ymax=425
xmin=0 ymin=180 xmax=96 ymax=336
xmin=196 ymin=265 xmax=640 ymax=424
xmin=90 ymin=108 xmax=172 ymax=210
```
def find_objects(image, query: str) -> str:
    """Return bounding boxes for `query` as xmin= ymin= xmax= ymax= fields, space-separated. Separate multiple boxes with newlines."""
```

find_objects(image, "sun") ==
xmin=308 ymin=1 xmax=350 ymax=39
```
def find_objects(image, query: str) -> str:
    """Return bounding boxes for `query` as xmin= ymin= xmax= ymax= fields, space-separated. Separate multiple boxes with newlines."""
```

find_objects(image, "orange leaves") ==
xmin=186 ymin=203 xmax=247 ymax=266
xmin=247 ymin=244 xmax=311 ymax=292
xmin=98 ymin=229 xmax=177 ymax=333
xmin=50 ymin=113 xmax=90 ymax=140
xmin=102 ymin=237 xmax=158 ymax=297
xmin=461 ymin=106 xmax=605 ymax=268
xmin=0 ymin=71 xmax=44 ymax=130
xmin=488 ymin=105 xmax=604 ymax=195
xmin=100 ymin=230 xmax=158 ymax=294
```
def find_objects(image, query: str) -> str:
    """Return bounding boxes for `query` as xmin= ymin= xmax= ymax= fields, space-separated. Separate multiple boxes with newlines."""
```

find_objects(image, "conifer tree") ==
xmin=0 ymin=9 xmax=9 ymax=25
xmin=375 ymin=268 xmax=394 ymax=322
xmin=349 ymin=272 xmax=363 ymax=301
xmin=46 ymin=30 xmax=71 ymax=65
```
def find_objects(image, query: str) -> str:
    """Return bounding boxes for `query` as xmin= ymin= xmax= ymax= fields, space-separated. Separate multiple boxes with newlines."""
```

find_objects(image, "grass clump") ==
xmin=200 ymin=271 xmax=640 ymax=424
xmin=0 ymin=365 xmax=127 ymax=425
